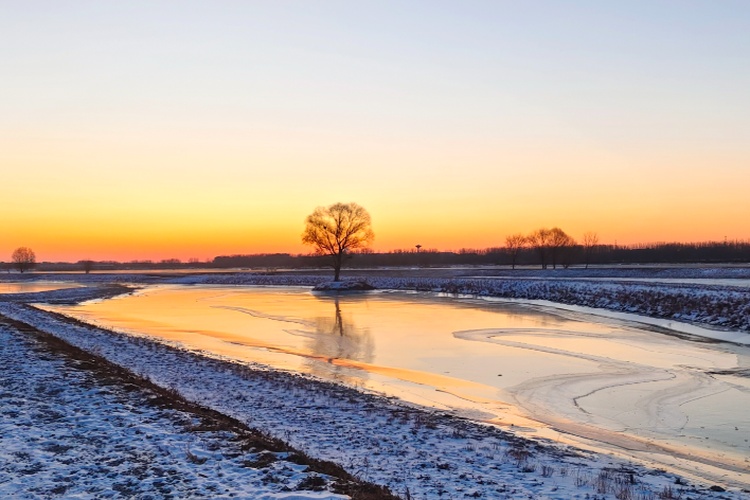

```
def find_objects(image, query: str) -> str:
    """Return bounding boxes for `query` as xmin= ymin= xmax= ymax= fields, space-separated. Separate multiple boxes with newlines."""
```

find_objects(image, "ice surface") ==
xmin=1 ymin=295 xmax=747 ymax=497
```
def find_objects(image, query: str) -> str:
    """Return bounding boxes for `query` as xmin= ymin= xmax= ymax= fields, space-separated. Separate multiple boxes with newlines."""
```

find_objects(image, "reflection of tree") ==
xmin=304 ymin=296 xmax=374 ymax=384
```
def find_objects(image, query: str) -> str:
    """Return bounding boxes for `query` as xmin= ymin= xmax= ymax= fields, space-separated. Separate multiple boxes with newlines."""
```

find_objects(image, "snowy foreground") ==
xmin=1 ymin=278 xmax=748 ymax=498
xmin=0 ymin=317 xmax=358 ymax=499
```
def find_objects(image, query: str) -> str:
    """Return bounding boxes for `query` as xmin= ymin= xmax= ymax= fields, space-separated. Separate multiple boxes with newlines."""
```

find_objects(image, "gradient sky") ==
xmin=2 ymin=1 xmax=749 ymax=262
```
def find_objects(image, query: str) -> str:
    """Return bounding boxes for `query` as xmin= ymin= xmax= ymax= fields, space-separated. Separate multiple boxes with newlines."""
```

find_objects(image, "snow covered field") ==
xmin=0 ymin=317 xmax=355 ymax=499
xmin=1 ymin=276 xmax=748 ymax=498
xmin=1 ymin=270 xmax=748 ymax=498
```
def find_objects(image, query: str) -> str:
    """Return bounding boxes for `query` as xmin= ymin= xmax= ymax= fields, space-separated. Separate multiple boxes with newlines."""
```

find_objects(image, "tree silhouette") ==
xmin=80 ymin=260 xmax=95 ymax=274
xmin=527 ymin=229 xmax=552 ymax=269
xmin=12 ymin=247 xmax=36 ymax=273
xmin=582 ymin=232 xmax=599 ymax=269
xmin=302 ymin=202 xmax=374 ymax=281
xmin=505 ymin=233 xmax=527 ymax=269
xmin=527 ymin=228 xmax=575 ymax=269
xmin=548 ymin=227 xmax=575 ymax=269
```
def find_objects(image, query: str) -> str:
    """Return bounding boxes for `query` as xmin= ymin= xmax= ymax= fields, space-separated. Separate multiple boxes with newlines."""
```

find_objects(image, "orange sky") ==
xmin=3 ymin=141 xmax=746 ymax=262
xmin=2 ymin=3 xmax=748 ymax=262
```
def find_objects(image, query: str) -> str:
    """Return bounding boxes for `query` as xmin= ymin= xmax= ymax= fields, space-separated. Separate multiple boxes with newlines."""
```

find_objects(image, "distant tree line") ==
xmin=0 ymin=257 xmax=202 ymax=273
xmin=3 ymin=238 xmax=748 ymax=273
xmin=210 ymin=238 xmax=749 ymax=270
xmin=5 ymin=199 xmax=745 ymax=273
xmin=0 ymin=247 xmax=37 ymax=273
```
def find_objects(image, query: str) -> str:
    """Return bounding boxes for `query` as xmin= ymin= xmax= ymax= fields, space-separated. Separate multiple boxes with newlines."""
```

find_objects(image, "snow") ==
xmin=1 ymin=286 xmax=747 ymax=498
xmin=1 ymin=270 xmax=748 ymax=498
xmin=312 ymin=280 xmax=375 ymax=291
xmin=0 ymin=318 xmax=348 ymax=499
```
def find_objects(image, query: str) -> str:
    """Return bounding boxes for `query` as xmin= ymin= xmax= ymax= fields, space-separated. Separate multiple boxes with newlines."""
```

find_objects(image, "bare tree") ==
xmin=504 ymin=233 xmax=527 ymax=269
xmin=79 ymin=260 xmax=95 ymax=274
xmin=582 ymin=231 xmax=599 ymax=269
xmin=302 ymin=202 xmax=374 ymax=281
xmin=527 ymin=228 xmax=552 ymax=269
xmin=548 ymin=227 xmax=575 ymax=269
xmin=12 ymin=247 xmax=36 ymax=273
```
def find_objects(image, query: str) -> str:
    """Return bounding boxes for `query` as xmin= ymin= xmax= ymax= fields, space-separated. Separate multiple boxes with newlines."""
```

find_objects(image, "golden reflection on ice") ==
xmin=41 ymin=285 xmax=750 ymax=488
xmin=0 ymin=281 xmax=81 ymax=294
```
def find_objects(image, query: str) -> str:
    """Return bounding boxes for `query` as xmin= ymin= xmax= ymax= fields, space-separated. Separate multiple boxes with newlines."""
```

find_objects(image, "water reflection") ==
xmin=0 ymin=281 xmax=81 ymax=294
xmin=300 ymin=296 xmax=374 ymax=384
xmin=39 ymin=285 xmax=750 ymax=488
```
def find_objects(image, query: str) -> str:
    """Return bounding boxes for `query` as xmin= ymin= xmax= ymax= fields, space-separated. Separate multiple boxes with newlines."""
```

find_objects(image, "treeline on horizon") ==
xmin=9 ymin=239 xmax=750 ymax=272
xmin=211 ymin=239 xmax=750 ymax=269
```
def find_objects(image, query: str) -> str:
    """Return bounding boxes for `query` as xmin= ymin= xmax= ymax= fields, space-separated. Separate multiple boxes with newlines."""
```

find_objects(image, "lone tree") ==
xmin=302 ymin=202 xmax=374 ymax=281
xmin=12 ymin=247 xmax=36 ymax=273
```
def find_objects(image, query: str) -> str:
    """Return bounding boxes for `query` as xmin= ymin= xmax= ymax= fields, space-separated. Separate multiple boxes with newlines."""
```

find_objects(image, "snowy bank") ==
xmin=0 ymin=317 xmax=353 ymax=499
xmin=0 ymin=298 xmax=745 ymax=499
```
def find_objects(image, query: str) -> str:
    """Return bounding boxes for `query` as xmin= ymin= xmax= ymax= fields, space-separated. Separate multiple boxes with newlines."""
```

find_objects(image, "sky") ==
xmin=2 ymin=1 xmax=749 ymax=262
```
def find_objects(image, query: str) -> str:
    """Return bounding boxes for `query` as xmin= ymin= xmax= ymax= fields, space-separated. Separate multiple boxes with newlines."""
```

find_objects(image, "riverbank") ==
xmin=1 ymin=284 xmax=747 ymax=498
xmin=0 ymin=314 xmax=389 ymax=499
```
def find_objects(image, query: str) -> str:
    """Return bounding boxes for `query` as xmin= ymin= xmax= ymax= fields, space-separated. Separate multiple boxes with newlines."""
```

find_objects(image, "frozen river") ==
xmin=44 ymin=285 xmax=750 ymax=485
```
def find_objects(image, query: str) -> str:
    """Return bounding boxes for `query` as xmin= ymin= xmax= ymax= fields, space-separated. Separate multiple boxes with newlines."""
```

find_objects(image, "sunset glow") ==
xmin=2 ymin=2 xmax=748 ymax=262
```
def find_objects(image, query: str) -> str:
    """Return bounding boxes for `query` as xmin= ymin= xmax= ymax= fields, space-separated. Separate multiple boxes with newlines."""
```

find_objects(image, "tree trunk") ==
xmin=333 ymin=252 xmax=342 ymax=281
